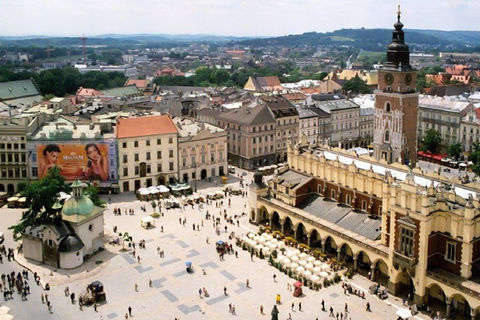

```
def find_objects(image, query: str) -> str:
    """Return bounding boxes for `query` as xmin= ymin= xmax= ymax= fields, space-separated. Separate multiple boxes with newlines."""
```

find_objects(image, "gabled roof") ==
xmin=0 ymin=79 xmax=41 ymax=100
xmin=125 ymin=79 xmax=148 ymax=87
xmin=76 ymin=87 xmax=103 ymax=96
xmin=260 ymin=95 xmax=299 ymax=118
xmin=116 ymin=115 xmax=178 ymax=139
xmin=218 ymin=103 xmax=274 ymax=126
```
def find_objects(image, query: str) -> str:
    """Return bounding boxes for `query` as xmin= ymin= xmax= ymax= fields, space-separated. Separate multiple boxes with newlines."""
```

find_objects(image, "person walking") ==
xmin=345 ymin=302 xmax=348 ymax=312
xmin=321 ymin=299 xmax=325 ymax=311
xmin=224 ymin=286 xmax=227 ymax=295
xmin=232 ymin=304 xmax=236 ymax=315
xmin=329 ymin=306 xmax=334 ymax=317
xmin=128 ymin=306 xmax=132 ymax=317
xmin=291 ymin=302 xmax=295 ymax=311
xmin=260 ymin=305 xmax=264 ymax=314
xmin=70 ymin=292 xmax=75 ymax=304
xmin=149 ymin=279 xmax=153 ymax=287
xmin=41 ymin=293 xmax=44 ymax=304
xmin=134 ymin=283 xmax=138 ymax=292
xmin=273 ymin=274 xmax=277 ymax=282
xmin=366 ymin=302 xmax=371 ymax=312
xmin=299 ymin=302 xmax=302 ymax=311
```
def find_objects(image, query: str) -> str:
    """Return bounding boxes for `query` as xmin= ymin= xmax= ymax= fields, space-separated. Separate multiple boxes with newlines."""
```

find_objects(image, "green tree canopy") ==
xmin=447 ymin=142 xmax=462 ymax=160
xmin=342 ymin=76 xmax=371 ymax=94
xmin=421 ymin=128 xmax=442 ymax=153
xmin=9 ymin=166 xmax=70 ymax=240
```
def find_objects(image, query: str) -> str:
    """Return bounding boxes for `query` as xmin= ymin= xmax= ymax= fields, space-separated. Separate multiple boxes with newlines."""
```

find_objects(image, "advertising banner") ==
xmin=36 ymin=141 xmax=117 ymax=182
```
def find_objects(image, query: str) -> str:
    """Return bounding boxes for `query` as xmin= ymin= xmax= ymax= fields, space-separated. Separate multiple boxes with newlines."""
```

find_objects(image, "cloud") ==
xmin=0 ymin=0 xmax=479 ymax=37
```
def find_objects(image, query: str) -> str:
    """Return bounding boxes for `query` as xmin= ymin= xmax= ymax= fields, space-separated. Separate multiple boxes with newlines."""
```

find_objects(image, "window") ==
xmin=134 ymin=154 xmax=139 ymax=161
xmin=400 ymin=228 xmax=414 ymax=257
xmin=362 ymin=200 xmax=367 ymax=211
xmin=331 ymin=190 xmax=336 ymax=199
xmin=157 ymin=164 xmax=162 ymax=172
xmin=146 ymin=165 xmax=151 ymax=174
xmin=146 ymin=140 xmax=150 ymax=146
xmin=123 ymin=142 xmax=127 ymax=148
xmin=259 ymin=136 xmax=262 ymax=143
xmin=385 ymin=130 xmax=390 ymax=142
xmin=135 ymin=166 xmax=139 ymax=175
xmin=157 ymin=151 xmax=162 ymax=159
xmin=191 ymin=156 xmax=196 ymax=165
xmin=346 ymin=194 xmax=351 ymax=205
xmin=219 ymin=151 xmax=223 ymax=160
xmin=146 ymin=152 xmax=151 ymax=160
xmin=123 ymin=155 xmax=128 ymax=163
xmin=445 ymin=242 xmax=456 ymax=263
xmin=134 ymin=141 xmax=139 ymax=148
xmin=157 ymin=139 xmax=161 ymax=145
xmin=32 ymin=167 xmax=38 ymax=177
xmin=123 ymin=168 xmax=128 ymax=176
xmin=253 ymin=137 xmax=256 ymax=143
xmin=182 ymin=158 xmax=187 ymax=167
xmin=169 ymin=162 xmax=174 ymax=171
xmin=169 ymin=137 xmax=173 ymax=144
xmin=201 ymin=154 xmax=205 ymax=163
xmin=169 ymin=150 xmax=174 ymax=158
xmin=210 ymin=153 xmax=214 ymax=162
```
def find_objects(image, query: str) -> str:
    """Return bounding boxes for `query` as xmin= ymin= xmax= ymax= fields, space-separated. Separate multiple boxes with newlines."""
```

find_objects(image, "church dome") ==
xmin=62 ymin=195 xmax=94 ymax=216
xmin=59 ymin=234 xmax=84 ymax=253
xmin=62 ymin=180 xmax=94 ymax=216
xmin=385 ymin=7 xmax=412 ymax=70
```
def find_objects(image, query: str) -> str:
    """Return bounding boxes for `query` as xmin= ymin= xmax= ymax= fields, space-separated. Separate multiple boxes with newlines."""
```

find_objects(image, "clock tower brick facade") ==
xmin=373 ymin=8 xmax=419 ymax=165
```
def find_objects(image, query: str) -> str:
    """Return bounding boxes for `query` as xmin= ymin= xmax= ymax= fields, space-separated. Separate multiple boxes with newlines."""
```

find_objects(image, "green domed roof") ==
xmin=62 ymin=195 xmax=94 ymax=216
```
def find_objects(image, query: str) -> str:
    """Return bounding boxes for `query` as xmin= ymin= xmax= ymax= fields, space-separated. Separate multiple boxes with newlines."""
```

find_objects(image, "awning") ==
xmin=141 ymin=217 xmax=155 ymax=223
xmin=396 ymin=308 xmax=412 ymax=319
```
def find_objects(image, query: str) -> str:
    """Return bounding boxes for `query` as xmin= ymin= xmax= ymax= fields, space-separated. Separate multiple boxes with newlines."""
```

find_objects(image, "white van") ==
xmin=228 ymin=165 xmax=236 ymax=174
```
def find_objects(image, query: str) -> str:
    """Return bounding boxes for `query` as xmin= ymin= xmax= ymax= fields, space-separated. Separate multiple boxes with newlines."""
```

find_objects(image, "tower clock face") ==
xmin=384 ymin=72 xmax=394 ymax=85
xmin=405 ymin=73 xmax=412 ymax=85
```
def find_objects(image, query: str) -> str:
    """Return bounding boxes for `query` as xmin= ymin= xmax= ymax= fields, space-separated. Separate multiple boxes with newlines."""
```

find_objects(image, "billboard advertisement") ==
xmin=36 ymin=141 xmax=118 ymax=182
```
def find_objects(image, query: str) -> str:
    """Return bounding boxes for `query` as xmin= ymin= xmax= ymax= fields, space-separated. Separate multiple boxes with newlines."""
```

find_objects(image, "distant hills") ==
xmin=1 ymin=29 xmax=480 ymax=51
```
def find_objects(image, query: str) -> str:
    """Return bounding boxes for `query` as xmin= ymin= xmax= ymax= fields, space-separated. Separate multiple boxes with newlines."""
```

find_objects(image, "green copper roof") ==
xmin=62 ymin=195 xmax=94 ymax=216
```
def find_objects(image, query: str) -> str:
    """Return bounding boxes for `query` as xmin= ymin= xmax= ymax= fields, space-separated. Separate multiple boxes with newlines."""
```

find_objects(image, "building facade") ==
xmin=175 ymin=118 xmax=228 ymax=187
xmin=116 ymin=115 xmax=178 ymax=192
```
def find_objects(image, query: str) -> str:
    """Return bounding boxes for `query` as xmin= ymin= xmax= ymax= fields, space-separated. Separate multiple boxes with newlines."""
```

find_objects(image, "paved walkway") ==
xmin=0 ymin=170 xmax=433 ymax=320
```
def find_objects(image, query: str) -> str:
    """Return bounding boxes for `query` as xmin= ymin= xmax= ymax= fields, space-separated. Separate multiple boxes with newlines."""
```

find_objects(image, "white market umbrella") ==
xmin=286 ymin=251 xmax=295 ymax=258
xmin=263 ymin=248 xmax=271 ymax=255
xmin=283 ymin=258 xmax=291 ymax=265
xmin=0 ymin=307 xmax=10 ymax=315
xmin=307 ymin=256 xmax=316 ymax=262
xmin=254 ymin=236 xmax=260 ymax=242
xmin=305 ymin=263 xmax=314 ymax=270
xmin=311 ymin=275 xmax=321 ymax=282
xmin=293 ymin=249 xmax=301 ymax=255
xmin=241 ymin=236 xmax=249 ymax=242
xmin=299 ymin=252 xmax=308 ymax=259
xmin=258 ymin=237 xmax=266 ymax=244
xmin=269 ymin=244 xmax=277 ymax=250
xmin=314 ymin=260 xmax=322 ymax=266
xmin=313 ymin=267 xmax=321 ymax=274
xmin=277 ymin=241 xmax=285 ymax=248
xmin=255 ymin=244 xmax=264 ymax=251
xmin=139 ymin=190 xmax=150 ymax=196
xmin=321 ymin=263 xmax=330 ymax=270
xmin=290 ymin=262 xmax=299 ymax=269
xmin=138 ymin=188 xmax=148 ymax=193
xmin=298 ymin=260 xmax=308 ymax=266
xmin=261 ymin=233 xmax=268 ymax=237
xmin=296 ymin=266 xmax=305 ymax=273
xmin=266 ymin=235 xmax=273 ymax=241
xmin=303 ymin=270 xmax=312 ymax=277
xmin=291 ymin=256 xmax=299 ymax=262
xmin=320 ymin=271 xmax=329 ymax=277
xmin=248 ymin=233 xmax=255 ymax=239
xmin=271 ymin=239 xmax=279 ymax=244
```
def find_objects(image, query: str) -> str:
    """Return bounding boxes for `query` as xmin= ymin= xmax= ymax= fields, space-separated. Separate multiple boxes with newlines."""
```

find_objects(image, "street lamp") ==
xmin=192 ymin=163 xmax=198 ymax=192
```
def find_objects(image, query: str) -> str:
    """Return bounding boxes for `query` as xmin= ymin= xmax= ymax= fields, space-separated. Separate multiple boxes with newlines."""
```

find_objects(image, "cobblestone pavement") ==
xmin=0 ymin=171 xmax=432 ymax=320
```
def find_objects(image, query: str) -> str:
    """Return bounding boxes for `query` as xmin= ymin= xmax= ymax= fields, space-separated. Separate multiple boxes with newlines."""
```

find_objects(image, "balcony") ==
xmin=393 ymin=251 xmax=417 ymax=276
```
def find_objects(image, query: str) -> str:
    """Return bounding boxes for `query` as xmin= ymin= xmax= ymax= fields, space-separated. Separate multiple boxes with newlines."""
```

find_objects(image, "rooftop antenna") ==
xmin=79 ymin=33 xmax=87 ymax=61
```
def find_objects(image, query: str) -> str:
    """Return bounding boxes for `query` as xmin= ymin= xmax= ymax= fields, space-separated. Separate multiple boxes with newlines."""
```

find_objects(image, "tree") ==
xmin=421 ymin=128 xmax=442 ymax=153
xmin=82 ymin=184 xmax=105 ymax=207
xmin=342 ymin=76 xmax=371 ymax=94
xmin=447 ymin=142 xmax=462 ymax=160
xmin=121 ymin=232 xmax=133 ymax=251
xmin=151 ymin=200 xmax=157 ymax=213
xmin=9 ymin=166 xmax=70 ymax=240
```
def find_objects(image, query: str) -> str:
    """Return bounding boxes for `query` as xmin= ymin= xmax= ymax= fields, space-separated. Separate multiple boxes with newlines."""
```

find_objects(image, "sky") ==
xmin=1 ymin=0 xmax=480 ymax=38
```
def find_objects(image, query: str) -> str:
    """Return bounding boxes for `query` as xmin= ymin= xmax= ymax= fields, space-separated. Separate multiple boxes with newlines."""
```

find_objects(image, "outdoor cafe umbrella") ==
xmin=258 ymin=237 xmax=266 ymax=244
xmin=7 ymin=197 xmax=18 ymax=202
xmin=321 ymin=263 xmax=330 ymax=270
xmin=290 ymin=262 xmax=299 ymax=269
xmin=286 ymin=251 xmax=295 ymax=258
xmin=311 ymin=275 xmax=320 ymax=283
xmin=261 ymin=233 xmax=268 ymax=237
xmin=303 ymin=270 xmax=312 ymax=277
xmin=248 ymin=233 xmax=255 ymax=239
xmin=293 ymin=249 xmax=301 ymax=255
xmin=307 ymin=256 xmax=316 ymax=262
xmin=298 ymin=260 xmax=307 ymax=266
xmin=266 ymin=235 xmax=273 ymax=241
xmin=277 ymin=241 xmax=285 ymax=248
xmin=299 ymin=252 xmax=308 ymax=259
xmin=282 ymin=258 xmax=291 ymax=265
xmin=305 ymin=263 xmax=314 ymax=270
xmin=296 ymin=266 xmax=305 ymax=273
xmin=314 ymin=260 xmax=322 ymax=266
xmin=271 ymin=239 xmax=279 ymax=244
xmin=0 ymin=307 xmax=10 ymax=315
xmin=185 ymin=261 xmax=192 ymax=267
xmin=291 ymin=256 xmax=299 ymax=262
xmin=320 ymin=271 xmax=329 ymax=277
xmin=313 ymin=267 xmax=321 ymax=274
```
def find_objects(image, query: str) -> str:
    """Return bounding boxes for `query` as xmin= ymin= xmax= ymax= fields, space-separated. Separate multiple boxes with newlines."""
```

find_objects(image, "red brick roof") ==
xmin=125 ymin=79 xmax=147 ymax=87
xmin=116 ymin=115 xmax=178 ymax=139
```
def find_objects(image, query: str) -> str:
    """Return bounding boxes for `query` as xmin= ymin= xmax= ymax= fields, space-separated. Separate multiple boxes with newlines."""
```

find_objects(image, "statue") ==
xmin=271 ymin=305 xmax=279 ymax=320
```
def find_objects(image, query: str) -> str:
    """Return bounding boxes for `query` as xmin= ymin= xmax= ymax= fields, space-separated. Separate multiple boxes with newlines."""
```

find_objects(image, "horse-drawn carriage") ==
xmin=79 ymin=281 xmax=106 ymax=306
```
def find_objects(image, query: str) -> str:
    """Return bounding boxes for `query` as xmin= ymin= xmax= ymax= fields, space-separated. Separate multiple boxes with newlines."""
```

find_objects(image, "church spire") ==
xmin=385 ymin=5 xmax=412 ymax=71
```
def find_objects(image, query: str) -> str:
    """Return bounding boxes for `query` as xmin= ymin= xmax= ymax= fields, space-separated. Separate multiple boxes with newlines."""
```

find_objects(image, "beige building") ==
xmin=116 ymin=115 xmax=178 ymax=192
xmin=174 ymin=118 xmax=228 ymax=187
xmin=250 ymin=142 xmax=480 ymax=319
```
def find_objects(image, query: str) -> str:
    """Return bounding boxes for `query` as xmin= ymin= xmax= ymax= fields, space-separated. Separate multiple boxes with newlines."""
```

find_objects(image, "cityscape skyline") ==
xmin=1 ymin=0 xmax=480 ymax=38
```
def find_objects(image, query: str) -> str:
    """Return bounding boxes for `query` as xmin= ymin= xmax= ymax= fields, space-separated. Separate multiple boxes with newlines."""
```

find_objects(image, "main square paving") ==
xmin=0 ymin=172 xmax=432 ymax=320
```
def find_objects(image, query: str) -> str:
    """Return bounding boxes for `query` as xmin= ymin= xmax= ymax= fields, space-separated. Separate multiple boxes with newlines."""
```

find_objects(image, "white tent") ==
xmin=396 ymin=308 xmax=412 ymax=319
xmin=140 ymin=216 xmax=155 ymax=229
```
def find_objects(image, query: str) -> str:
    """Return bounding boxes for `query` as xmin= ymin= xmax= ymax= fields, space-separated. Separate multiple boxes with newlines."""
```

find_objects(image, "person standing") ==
xmin=134 ymin=283 xmax=138 ymax=292
xmin=260 ymin=305 xmax=264 ymax=314
xmin=273 ymin=274 xmax=277 ymax=282
xmin=128 ymin=306 xmax=132 ymax=317
xmin=224 ymin=286 xmax=227 ymax=295
xmin=345 ymin=302 xmax=348 ymax=312
xmin=299 ymin=302 xmax=302 ymax=311
xmin=232 ymin=304 xmax=236 ymax=315
xmin=291 ymin=302 xmax=295 ymax=311
xmin=321 ymin=299 xmax=325 ymax=311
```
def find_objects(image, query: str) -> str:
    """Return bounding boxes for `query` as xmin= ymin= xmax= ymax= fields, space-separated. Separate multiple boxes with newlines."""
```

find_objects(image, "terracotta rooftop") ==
xmin=116 ymin=115 xmax=178 ymax=139
xmin=125 ymin=79 xmax=148 ymax=87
